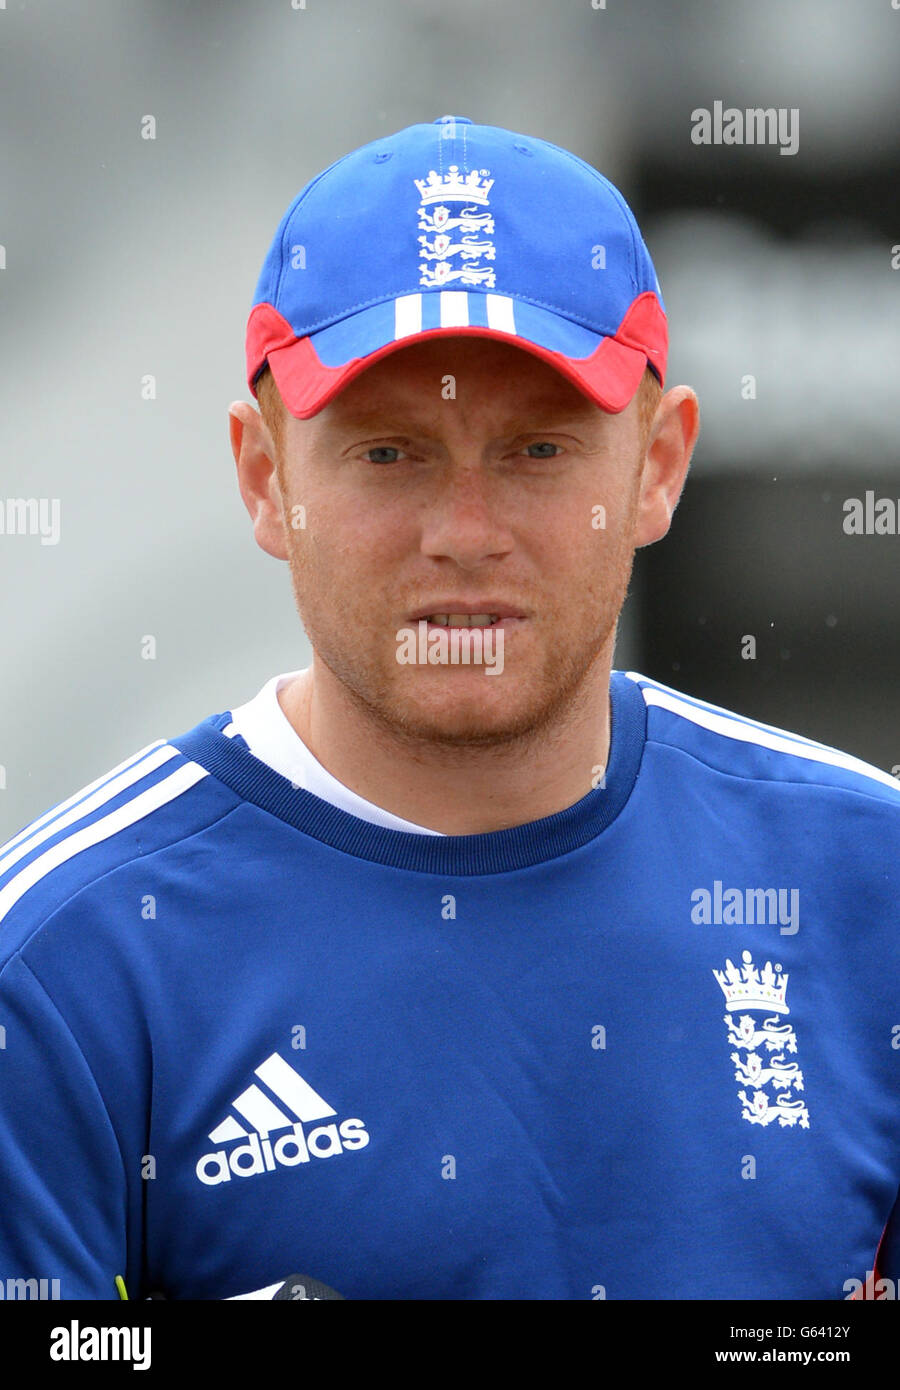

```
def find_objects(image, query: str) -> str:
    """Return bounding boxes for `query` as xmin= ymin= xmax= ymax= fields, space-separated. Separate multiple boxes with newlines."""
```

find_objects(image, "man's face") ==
xmin=270 ymin=336 xmax=651 ymax=748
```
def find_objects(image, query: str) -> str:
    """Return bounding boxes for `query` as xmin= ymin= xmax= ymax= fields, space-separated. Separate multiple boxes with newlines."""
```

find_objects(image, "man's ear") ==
xmin=228 ymin=401 xmax=290 ymax=561
xmin=633 ymin=386 xmax=700 ymax=549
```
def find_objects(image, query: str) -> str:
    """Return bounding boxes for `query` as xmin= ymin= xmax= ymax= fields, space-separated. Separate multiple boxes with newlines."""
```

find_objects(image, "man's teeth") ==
xmin=425 ymin=614 xmax=500 ymax=627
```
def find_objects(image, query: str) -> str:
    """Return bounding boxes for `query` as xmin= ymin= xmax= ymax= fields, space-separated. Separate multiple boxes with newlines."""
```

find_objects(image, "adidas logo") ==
xmin=196 ymin=1051 xmax=369 ymax=1186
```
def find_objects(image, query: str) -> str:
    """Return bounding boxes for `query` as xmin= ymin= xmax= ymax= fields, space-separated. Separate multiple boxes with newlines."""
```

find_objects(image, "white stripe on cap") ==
xmin=439 ymin=291 xmax=469 ymax=327
xmin=394 ymin=293 xmax=422 ymax=338
xmin=393 ymin=291 xmax=517 ymax=340
xmin=486 ymin=294 xmax=516 ymax=333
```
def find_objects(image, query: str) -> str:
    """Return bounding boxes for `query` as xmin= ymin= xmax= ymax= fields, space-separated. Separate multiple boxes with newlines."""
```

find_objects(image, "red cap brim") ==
xmin=248 ymin=291 xmax=667 ymax=420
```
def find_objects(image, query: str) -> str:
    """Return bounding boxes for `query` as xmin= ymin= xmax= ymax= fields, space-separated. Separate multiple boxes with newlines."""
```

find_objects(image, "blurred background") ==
xmin=1 ymin=0 xmax=898 ymax=836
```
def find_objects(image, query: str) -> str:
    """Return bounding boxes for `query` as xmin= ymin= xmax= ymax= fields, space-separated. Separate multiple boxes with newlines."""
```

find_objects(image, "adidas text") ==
xmin=196 ymin=1118 xmax=369 ymax=1185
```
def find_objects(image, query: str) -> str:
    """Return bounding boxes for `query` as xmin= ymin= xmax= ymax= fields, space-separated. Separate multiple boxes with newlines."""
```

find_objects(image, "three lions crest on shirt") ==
xmin=714 ymin=950 xmax=810 ymax=1129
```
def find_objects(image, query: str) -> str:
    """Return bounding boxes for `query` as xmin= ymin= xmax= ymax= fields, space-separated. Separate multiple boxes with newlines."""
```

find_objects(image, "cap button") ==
xmin=433 ymin=114 xmax=472 ymax=125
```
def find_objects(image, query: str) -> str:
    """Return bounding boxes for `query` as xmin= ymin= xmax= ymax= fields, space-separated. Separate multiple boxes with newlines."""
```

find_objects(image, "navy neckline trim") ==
xmin=168 ymin=670 xmax=646 ymax=875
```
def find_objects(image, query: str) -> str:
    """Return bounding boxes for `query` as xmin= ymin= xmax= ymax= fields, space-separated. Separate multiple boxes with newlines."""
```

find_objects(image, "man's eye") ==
xmin=522 ymin=442 xmax=561 ymax=459
xmin=365 ymin=446 xmax=406 ymax=464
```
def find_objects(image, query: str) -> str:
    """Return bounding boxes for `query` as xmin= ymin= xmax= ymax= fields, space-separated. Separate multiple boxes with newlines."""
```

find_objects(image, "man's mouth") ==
xmin=409 ymin=603 xmax=527 ymax=629
xmin=423 ymin=614 xmax=500 ymax=628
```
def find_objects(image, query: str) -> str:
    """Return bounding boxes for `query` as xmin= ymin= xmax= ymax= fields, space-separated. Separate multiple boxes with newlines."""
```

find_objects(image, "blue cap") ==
xmin=247 ymin=115 xmax=667 ymax=417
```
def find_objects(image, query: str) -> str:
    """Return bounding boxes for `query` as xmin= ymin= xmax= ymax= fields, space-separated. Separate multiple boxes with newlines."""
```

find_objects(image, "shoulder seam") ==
xmin=645 ymin=732 xmax=900 ymax=808
xmin=0 ymin=739 xmax=171 ymax=865
xmin=629 ymin=676 xmax=899 ymax=797
xmin=625 ymin=670 xmax=832 ymax=750
xmin=0 ymin=798 xmax=242 ymax=966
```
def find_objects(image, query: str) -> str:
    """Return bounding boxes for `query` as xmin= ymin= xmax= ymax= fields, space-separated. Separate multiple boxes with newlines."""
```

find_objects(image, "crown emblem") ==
xmin=713 ymin=950 xmax=789 ymax=1014
xmin=414 ymin=166 xmax=494 ymax=205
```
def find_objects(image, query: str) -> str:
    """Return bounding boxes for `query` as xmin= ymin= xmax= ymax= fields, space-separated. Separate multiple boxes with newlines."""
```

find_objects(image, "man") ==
xmin=1 ymin=116 xmax=898 ymax=1301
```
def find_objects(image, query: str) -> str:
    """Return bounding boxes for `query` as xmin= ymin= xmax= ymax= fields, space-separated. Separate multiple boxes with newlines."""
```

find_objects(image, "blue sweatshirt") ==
xmin=1 ymin=670 xmax=898 ymax=1300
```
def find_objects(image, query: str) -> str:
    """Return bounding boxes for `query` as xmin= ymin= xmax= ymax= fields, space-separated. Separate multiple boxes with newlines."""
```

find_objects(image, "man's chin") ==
xmin=378 ymin=672 xmax=565 ymax=749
